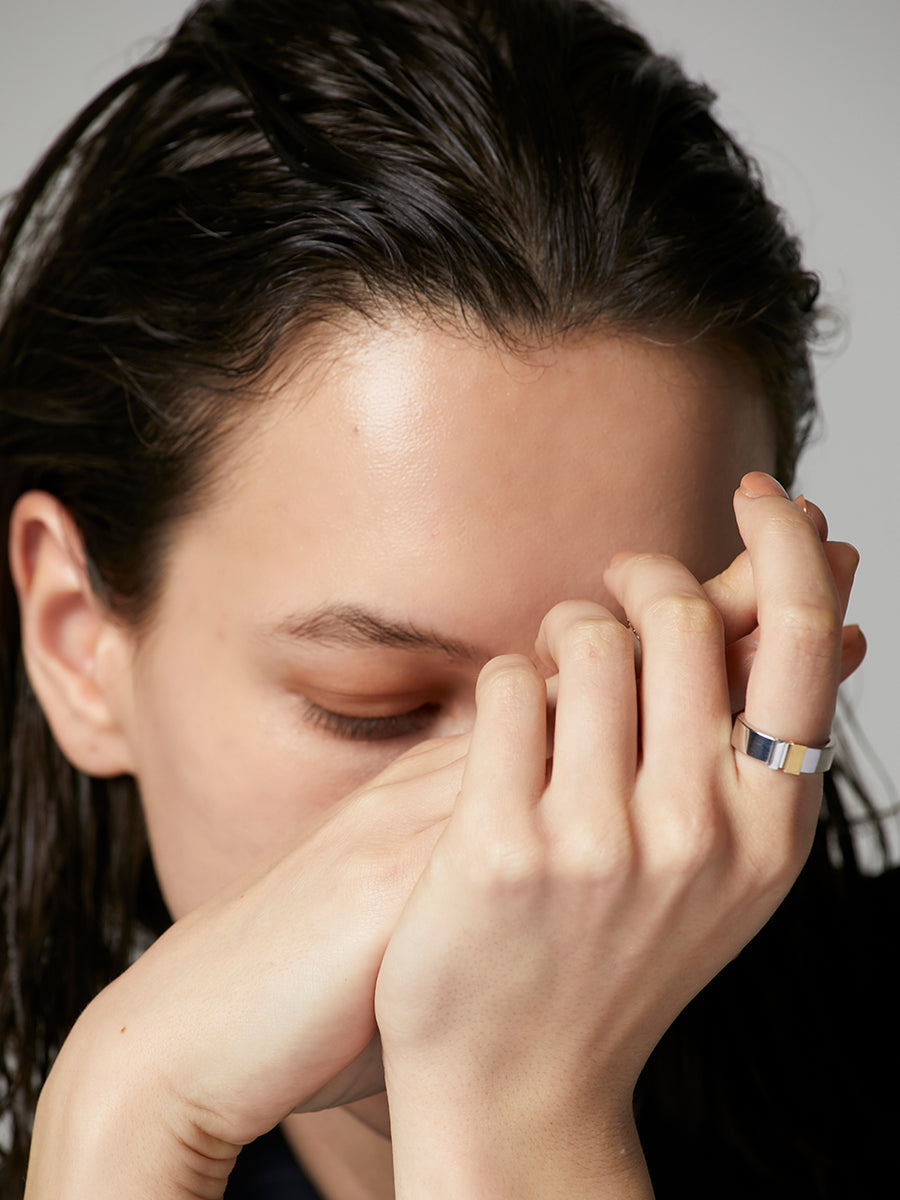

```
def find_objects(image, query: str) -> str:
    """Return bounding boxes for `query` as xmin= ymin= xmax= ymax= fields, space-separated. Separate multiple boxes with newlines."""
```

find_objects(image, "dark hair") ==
xmin=0 ymin=0 xmax=857 ymax=1186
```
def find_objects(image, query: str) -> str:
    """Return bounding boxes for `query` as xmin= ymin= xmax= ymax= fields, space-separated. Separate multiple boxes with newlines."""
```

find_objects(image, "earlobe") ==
xmin=8 ymin=491 xmax=136 ymax=777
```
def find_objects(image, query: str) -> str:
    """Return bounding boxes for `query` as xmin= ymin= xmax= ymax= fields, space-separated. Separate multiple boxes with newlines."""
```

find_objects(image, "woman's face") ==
xmin=115 ymin=320 xmax=774 ymax=918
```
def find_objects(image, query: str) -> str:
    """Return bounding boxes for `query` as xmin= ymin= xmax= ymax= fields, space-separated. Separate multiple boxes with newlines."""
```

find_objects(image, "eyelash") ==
xmin=302 ymin=701 xmax=441 ymax=742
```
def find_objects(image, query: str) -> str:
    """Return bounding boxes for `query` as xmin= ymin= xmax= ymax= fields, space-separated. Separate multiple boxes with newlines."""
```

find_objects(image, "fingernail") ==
xmin=738 ymin=471 xmax=789 ymax=499
xmin=794 ymin=493 xmax=810 ymax=514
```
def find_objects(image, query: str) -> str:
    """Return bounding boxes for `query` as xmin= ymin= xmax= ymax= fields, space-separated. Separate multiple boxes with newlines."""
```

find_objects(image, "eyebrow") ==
xmin=268 ymin=603 xmax=483 ymax=662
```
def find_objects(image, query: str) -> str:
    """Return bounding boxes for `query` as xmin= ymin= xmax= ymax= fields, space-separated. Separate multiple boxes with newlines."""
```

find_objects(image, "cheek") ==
xmin=683 ymin=509 xmax=746 ymax=584
xmin=127 ymin=662 xmax=378 ymax=919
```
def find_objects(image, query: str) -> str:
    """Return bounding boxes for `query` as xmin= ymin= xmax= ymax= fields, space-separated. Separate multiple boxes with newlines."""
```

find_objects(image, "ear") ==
xmin=8 ymin=491 xmax=137 ymax=777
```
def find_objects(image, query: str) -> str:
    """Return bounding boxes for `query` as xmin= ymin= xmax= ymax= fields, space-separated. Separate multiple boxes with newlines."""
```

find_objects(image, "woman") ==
xmin=1 ymin=0 xmax=895 ymax=1195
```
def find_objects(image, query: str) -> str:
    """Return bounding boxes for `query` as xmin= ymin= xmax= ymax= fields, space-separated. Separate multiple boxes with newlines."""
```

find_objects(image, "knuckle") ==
xmin=478 ymin=655 xmax=542 ymax=705
xmin=471 ymin=835 xmax=547 ymax=890
xmin=656 ymin=800 xmax=728 ymax=877
xmin=565 ymin=615 xmax=632 ymax=662
xmin=765 ymin=507 xmax=808 ymax=537
xmin=645 ymin=591 xmax=722 ymax=640
xmin=779 ymin=600 xmax=842 ymax=647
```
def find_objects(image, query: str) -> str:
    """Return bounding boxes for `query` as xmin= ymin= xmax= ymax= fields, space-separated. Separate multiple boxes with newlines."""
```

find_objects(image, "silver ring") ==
xmin=731 ymin=712 xmax=835 ymax=775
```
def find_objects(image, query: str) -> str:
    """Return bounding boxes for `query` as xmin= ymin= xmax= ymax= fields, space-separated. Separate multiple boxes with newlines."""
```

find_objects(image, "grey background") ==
xmin=2 ymin=0 xmax=898 ymax=819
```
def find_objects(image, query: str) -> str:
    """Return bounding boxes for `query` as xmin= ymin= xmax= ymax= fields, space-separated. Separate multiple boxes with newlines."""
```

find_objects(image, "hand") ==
xmin=26 ymin=735 xmax=467 ymax=1197
xmin=374 ymin=474 xmax=851 ymax=1197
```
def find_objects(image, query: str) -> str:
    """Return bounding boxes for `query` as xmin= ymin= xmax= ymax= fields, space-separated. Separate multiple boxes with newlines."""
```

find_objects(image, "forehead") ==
xmin=174 ymin=319 xmax=773 ymax=646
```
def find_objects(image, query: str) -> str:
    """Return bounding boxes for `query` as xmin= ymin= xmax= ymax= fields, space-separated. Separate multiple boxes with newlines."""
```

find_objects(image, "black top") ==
xmin=225 ymin=1126 xmax=321 ymax=1198
xmin=225 ymin=861 xmax=900 ymax=1198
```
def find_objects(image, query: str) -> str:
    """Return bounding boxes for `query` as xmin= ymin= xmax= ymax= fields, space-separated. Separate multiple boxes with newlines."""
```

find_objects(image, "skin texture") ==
xmin=13 ymin=320 xmax=860 ymax=1198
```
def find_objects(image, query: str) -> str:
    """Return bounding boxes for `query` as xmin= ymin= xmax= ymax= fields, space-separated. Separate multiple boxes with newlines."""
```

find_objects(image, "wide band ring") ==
xmin=731 ymin=712 xmax=835 ymax=775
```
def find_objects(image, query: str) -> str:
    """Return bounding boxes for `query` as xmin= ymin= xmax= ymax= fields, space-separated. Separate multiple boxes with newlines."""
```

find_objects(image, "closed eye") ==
xmin=301 ymin=700 xmax=442 ymax=742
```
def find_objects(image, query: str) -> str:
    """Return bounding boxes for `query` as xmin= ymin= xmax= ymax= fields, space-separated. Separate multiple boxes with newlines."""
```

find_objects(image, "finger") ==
xmin=453 ymin=655 xmax=547 ymax=839
xmin=711 ymin=532 xmax=859 ymax=716
xmin=826 ymin=541 xmax=860 ymax=618
xmin=733 ymin=477 xmax=843 ymax=750
xmin=725 ymin=621 xmax=866 ymax=713
xmin=604 ymin=554 xmax=730 ymax=773
xmin=794 ymin=494 xmax=828 ymax=541
xmin=839 ymin=624 xmax=867 ymax=680
xmin=377 ymin=731 xmax=471 ymax=783
xmin=704 ymin=497 xmax=840 ymax=644
xmin=702 ymin=547 xmax=755 ymax=644
xmin=535 ymin=600 xmax=637 ymax=817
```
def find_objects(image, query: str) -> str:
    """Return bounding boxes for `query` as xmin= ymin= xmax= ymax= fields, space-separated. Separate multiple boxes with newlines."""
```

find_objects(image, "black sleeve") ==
xmin=636 ymin=858 xmax=900 ymax=1198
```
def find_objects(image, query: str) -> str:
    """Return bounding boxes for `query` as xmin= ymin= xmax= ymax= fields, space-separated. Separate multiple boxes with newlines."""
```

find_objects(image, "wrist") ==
xmin=385 ymin=1071 xmax=651 ymax=1199
xmin=25 ymin=1004 xmax=240 ymax=1200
